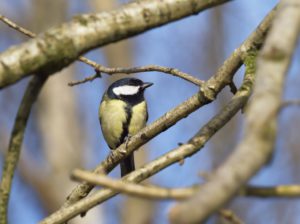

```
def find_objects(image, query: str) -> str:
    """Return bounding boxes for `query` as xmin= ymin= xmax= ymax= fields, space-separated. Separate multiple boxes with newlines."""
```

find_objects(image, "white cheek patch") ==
xmin=112 ymin=85 xmax=140 ymax=96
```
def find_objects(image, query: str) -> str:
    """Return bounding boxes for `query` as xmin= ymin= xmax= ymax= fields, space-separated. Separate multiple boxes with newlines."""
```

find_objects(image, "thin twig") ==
xmin=0 ymin=14 xmax=35 ymax=38
xmin=68 ymin=64 xmax=204 ymax=86
xmin=281 ymin=100 xmax=300 ymax=108
xmin=0 ymin=75 xmax=47 ymax=224
xmin=68 ymin=71 xmax=101 ymax=86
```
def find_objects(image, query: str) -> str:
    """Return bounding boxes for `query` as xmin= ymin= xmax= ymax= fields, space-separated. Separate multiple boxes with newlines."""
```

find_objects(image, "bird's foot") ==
xmin=124 ymin=135 xmax=132 ymax=149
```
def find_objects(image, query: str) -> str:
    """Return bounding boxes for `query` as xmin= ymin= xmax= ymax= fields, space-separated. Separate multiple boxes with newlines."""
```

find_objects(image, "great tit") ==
xmin=99 ymin=78 xmax=153 ymax=176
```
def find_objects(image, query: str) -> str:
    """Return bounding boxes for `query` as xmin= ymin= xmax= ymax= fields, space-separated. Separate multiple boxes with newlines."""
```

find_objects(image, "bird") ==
xmin=99 ymin=78 xmax=153 ymax=177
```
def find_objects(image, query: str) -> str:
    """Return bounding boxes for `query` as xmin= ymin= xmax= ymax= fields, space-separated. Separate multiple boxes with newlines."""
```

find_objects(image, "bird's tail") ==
xmin=120 ymin=153 xmax=135 ymax=177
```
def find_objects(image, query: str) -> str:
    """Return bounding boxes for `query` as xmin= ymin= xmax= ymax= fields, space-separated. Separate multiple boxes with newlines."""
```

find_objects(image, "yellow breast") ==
xmin=129 ymin=101 xmax=147 ymax=135
xmin=99 ymin=97 xmax=128 ymax=149
xmin=99 ymin=95 xmax=148 ymax=149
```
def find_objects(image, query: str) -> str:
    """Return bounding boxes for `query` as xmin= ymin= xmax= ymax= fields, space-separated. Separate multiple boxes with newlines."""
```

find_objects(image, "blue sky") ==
xmin=2 ymin=0 xmax=300 ymax=224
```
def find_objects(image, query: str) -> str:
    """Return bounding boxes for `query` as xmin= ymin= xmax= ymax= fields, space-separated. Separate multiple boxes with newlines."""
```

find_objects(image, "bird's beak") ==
xmin=141 ymin=82 xmax=153 ymax=90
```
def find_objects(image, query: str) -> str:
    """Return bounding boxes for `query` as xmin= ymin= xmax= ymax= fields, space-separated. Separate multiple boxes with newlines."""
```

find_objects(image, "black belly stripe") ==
xmin=118 ymin=103 xmax=132 ymax=147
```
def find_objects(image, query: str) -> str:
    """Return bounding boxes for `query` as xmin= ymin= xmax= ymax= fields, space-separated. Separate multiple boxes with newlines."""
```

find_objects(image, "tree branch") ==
xmin=169 ymin=1 xmax=300 ymax=223
xmin=0 ymin=0 xmax=232 ymax=89
xmin=68 ymin=64 xmax=204 ymax=86
xmin=37 ymin=4 xmax=275 ymax=223
xmin=282 ymin=100 xmax=300 ymax=108
xmin=0 ymin=14 xmax=35 ymax=38
xmin=0 ymin=14 xmax=104 ymax=80
xmin=71 ymin=172 xmax=243 ymax=224
xmin=39 ymin=29 xmax=262 ymax=223
xmin=61 ymin=3 xmax=275 ymax=211
xmin=0 ymin=75 xmax=47 ymax=224
xmin=71 ymin=169 xmax=196 ymax=200
xmin=0 ymin=14 xmax=204 ymax=87
xmin=242 ymin=185 xmax=300 ymax=197
xmin=72 ymin=169 xmax=300 ymax=200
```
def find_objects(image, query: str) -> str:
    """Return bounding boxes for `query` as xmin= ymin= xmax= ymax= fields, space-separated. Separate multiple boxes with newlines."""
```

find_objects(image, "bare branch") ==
xmin=0 ymin=13 xmax=106 ymax=80
xmin=169 ymin=1 xmax=300 ymax=223
xmin=68 ymin=70 xmax=101 ymax=86
xmin=0 ymin=14 xmax=35 ymax=38
xmin=0 ymin=75 xmax=47 ymax=224
xmin=71 ymin=169 xmax=196 ymax=200
xmin=72 ymin=170 xmax=245 ymax=224
xmin=61 ymin=4 xmax=274 ymax=211
xmin=71 ymin=169 xmax=300 ymax=224
xmin=39 ymin=27 xmax=262 ymax=223
xmin=0 ymin=0 xmax=232 ymax=89
xmin=281 ymin=100 xmax=300 ymax=108
xmin=37 ymin=4 xmax=275 ymax=223
xmin=68 ymin=64 xmax=204 ymax=86
xmin=1 ymin=13 xmax=203 ymax=89
xmin=72 ymin=169 xmax=300 ymax=200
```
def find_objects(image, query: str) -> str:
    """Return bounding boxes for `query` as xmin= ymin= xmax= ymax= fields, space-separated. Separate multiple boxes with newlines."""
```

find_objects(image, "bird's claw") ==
xmin=124 ymin=135 xmax=132 ymax=149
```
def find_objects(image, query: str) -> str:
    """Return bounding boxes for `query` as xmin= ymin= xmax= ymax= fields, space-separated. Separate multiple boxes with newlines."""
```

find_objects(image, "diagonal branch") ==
xmin=0 ymin=14 xmax=35 ymax=38
xmin=39 ymin=35 xmax=259 ymax=223
xmin=61 ymin=4 xmax=275 ymax=211
xmin=0 ymin=75 xmax=47 ymax=224
xmin=169 ymin=1 xmax=300 ymax=223
xmin=0 ymin=0 xmax=233 ymax=89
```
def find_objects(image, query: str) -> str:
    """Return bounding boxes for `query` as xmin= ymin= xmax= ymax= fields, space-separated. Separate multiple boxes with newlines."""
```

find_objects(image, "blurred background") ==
xmin=1 ymin=0 xmax=300 ymax=223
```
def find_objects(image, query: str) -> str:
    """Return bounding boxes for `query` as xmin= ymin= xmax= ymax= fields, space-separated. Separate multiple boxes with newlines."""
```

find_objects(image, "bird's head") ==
xmin=107 ymin=78 xmax=153 ymax=103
